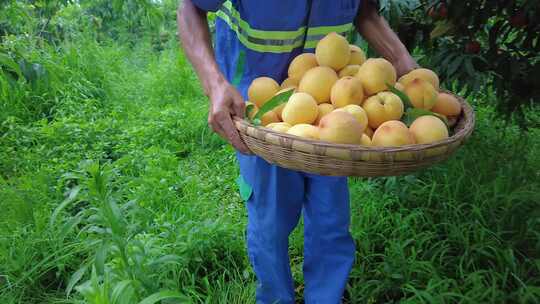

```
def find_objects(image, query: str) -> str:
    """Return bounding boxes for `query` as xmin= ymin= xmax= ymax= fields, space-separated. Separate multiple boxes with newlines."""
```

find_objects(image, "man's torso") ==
xmin=211 ymin=0 xmax=362 ymax=98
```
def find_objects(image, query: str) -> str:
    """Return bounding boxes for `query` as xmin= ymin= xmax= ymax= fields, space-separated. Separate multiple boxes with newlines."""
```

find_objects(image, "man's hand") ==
xmin=178 ymin=1 xmax=250 ymax=155
xmin=393 ymin=53 xmax=418 ymax=77
xmin=208 ymin=78 xmax=251 ymax=154
xmin=356 ymin=0 xmax=418 ymax=77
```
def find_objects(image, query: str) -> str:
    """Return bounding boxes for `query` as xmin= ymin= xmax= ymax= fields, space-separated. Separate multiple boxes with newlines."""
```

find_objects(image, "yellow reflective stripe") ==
xmin=216 ymin=0 xmax=355 ymax=53
xmin=306 ymin=23 xmax=353 ymax=36
xmin=222 ymin=1 xmax=306 ymax=40
xmin=304 ymin=32 xmax=351 ymax=49
xmin=304 ymin=23 xmax=354 ymax=49
xmin=216 ymin=11 xmax=303 ymax=53
xmin=304 ymin=40 xmax=319 ymax=49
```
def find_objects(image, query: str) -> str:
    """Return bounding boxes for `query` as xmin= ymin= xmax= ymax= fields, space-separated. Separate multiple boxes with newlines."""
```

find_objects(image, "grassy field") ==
xmin=1 ymin=30 xmax=540 ymax=303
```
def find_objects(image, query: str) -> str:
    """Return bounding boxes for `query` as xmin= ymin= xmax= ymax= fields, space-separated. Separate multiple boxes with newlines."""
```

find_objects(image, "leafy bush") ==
xmin=380 ymin=0 xmax=540 ymax=125
xmin=0 ymin=0 xmax=175 ymax=127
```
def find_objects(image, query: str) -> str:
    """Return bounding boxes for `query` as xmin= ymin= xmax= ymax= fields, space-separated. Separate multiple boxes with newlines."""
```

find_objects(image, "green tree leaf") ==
xmin=403 ymin=108 xmax=449 ymax=128
xmin=447 ymin=55 xmax=464 ymax=78
xmin=430 ymin=20 xmax=455 ymax=39
xmin=251 ymin=88 xmax=294 ymax=126
xmin=245 ymin=103 xmax=256 ymax=119
xmin=386 ymin=83 xmax=413 ymax=108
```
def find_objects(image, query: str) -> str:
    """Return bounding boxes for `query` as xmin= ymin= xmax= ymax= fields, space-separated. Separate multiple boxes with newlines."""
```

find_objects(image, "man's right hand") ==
xmin=178 ymin=1 xmax=250 ymax=155
xmin=207 ymin=78 xmax=251 ymax=154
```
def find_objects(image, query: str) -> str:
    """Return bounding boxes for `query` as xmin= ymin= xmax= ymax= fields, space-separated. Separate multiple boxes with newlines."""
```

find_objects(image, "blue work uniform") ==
xmin=191 ymin=1 xmax=362 ymax=303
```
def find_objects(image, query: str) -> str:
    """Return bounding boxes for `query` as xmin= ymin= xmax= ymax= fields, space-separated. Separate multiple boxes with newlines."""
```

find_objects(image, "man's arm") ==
xmin=177 ymin=0 xmax=250 ymax=154
xmin=356 ymin=1 xmax=417 ymax=76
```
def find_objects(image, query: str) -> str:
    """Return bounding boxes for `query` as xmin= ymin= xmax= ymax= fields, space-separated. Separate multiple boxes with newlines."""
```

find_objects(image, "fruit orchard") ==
xmin=378 ymin=0 xmax=540 ymax=125
xmin=1 ymin=1 xmax=539 ymax=303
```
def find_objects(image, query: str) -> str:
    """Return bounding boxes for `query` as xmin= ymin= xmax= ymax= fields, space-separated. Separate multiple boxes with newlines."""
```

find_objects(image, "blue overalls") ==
xmin=191 ymin=1 xmax=362 ymax=302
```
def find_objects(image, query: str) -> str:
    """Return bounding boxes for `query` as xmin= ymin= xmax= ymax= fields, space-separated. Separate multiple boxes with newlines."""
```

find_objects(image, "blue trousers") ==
xmin=237 ymin=153 xmax=356 ymax=304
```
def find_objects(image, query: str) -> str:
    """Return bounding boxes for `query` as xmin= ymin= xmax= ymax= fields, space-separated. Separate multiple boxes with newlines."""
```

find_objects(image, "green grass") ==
xmin=1 ymin=31 xmax=539 ymax=303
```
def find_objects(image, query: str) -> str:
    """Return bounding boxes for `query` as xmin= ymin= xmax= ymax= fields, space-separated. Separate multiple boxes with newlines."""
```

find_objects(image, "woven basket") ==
xmin=235 ymin=93 xmax=475 ymax=177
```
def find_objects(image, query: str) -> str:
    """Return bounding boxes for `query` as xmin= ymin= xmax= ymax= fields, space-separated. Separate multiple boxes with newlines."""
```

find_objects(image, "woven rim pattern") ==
xmin=235 ymin=92 xmax=475 ymax=177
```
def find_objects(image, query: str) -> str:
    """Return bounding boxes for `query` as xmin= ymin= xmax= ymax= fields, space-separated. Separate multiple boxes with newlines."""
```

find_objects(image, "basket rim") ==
xmin=235 ymin=91 xmax=475 ymax=153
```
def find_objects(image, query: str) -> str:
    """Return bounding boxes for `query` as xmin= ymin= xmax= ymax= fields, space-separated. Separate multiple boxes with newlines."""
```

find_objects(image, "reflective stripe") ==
xmin=216 ymin=0 xmax=306 ymax=52
xmin=306 ymin=23 xmax=353 ymax=36
xmin=220 ymin=6 xmax=304 ymax=46
xmin=304 ymin=31 xmax=352 ymax=49
xmin=216 ymin=0 xmax=354 ymax=53
xmin=304 ymin=23 xmax=354 ymax=49
xmin=221 ymin=1 xmax=305 ymax=40
xmin=216 ymin=10 xmax=304 ymax=52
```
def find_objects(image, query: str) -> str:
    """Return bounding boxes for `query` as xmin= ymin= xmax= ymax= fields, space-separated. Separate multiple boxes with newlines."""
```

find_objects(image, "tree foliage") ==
xmin=0 ymin=0 xmax=174 ymax=125
xmin=381 ymin=0 xmax=540 ymax=125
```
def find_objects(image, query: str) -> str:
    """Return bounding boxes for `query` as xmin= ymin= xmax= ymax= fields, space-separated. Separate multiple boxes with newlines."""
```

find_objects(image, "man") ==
xmin=178 ymin=1 xmax=416 ymax=302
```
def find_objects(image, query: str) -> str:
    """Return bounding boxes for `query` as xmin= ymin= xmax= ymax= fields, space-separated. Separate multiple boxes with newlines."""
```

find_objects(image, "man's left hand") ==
xmin=393 ymin=54 xmax=418 ymax=77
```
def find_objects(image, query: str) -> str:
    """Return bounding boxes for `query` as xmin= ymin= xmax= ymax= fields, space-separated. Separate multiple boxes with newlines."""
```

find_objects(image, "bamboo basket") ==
xmin=234 ymin=93 xmax=475 ymax=177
